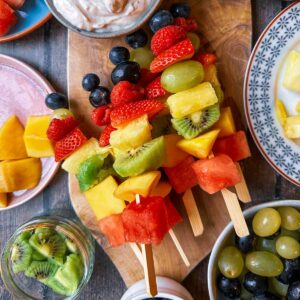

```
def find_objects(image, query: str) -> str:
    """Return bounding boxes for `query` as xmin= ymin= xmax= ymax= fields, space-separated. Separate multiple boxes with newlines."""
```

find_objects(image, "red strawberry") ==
xmin=54 ymin=127 xmax=87 ymax=162
xmin=174 ymin=17 xmax=198 ymax=32
xmin=195 ymin=52 xmax=217 ymax=67
xmin=0 ymin=0 xmax=17 ymax=36
xmin=99 ymin=124 xmax=116 ymax=147
xmin=151 ymin=25 xmax=186 ymax=56
xmin=110 ymin=100 xmax=165 ymax=127
xmin=110 ymin=81 xmax=145 ymax=107
xmin=146 ymin=76 xmax=167 ymax=99
xmin=47 ymin=116 xmax=78 ymax=142
xmin=91 ymin=105 xmax=111 ymax=126
xmin=138 ymin=69 xmax=157 ymax=87
xmin=150 ymin=38 xmax=195 ymax=73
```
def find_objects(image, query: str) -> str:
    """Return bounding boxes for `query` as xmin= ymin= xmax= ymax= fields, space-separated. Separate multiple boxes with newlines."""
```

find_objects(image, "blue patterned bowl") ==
xmin=0 ymin=0 xmax=51 ymax=43
xmin=244 ymin=1 xmax=300 ymax=187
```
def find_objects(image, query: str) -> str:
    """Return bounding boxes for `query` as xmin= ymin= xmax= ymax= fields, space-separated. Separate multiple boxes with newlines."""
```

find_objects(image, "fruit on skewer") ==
xmin=0 ymin=192 xmax=7 ymax=208
xmin=0 ymin=0 xmax=17 ymax=36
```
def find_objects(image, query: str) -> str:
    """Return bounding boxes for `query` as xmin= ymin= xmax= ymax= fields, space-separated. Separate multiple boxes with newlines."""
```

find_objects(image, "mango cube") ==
xmin=163 ymin=134 xmax=188 ymax=167
xmin=0 ymin=193 xmax=7 ymax=208
xmin=177 ymin=129 xmax=220 ymax=159
xmin=150 ymin=181 xmax=172 ymax=197
xmin=24 ymin=115 xmax=54 ymax=158
xmin=212 ymin=107 xmax=236 ymax=137
xmin=284 ymin=116 xmax=300 ymax=139
xmin=0 ymin=115 xmax=28 ymax=160
xmin=275 ymin=99 xmax=288 ymax=126
xmin=114 ymin=171 xmax=161 ymax=202
xmin=167 ymin=82 xmax=218 ymax=118
xmin=283 ymin=50 xmax=300 ymax=92
xmin=0 ymin=158 xmax=41 ymax=193
xmin=84 ymin=176 xmax=126 ymax=221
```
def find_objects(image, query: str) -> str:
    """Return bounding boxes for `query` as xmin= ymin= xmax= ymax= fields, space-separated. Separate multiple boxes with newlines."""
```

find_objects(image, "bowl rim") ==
xmin=207 ymin=199 xmax=300 ymax=300
xmin=44 ymin=0 xmax=163 ymax=38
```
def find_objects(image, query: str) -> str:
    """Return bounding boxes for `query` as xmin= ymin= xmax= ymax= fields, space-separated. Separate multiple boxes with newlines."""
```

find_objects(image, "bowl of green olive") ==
xmin=208 ymin=200 xmax=300 ymax=300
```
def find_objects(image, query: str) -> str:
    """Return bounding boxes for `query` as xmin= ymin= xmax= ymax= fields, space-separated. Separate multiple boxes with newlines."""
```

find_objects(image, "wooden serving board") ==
xmin=67 ymin=0 xmax=252 ymax=287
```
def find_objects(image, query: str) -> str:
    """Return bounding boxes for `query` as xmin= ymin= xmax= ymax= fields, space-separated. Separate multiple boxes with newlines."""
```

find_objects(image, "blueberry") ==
xmin=287 ymin=281 xmax=300 ymax=300
xmin=243 ymin=272 xmax=268 ymax=294
xmin=82 ymin=73 xmax=100 ymax=91
xmin=235 ymin=229 xmax=256 ymax=253
xmin=45 ymin=93 xmax=68 ymax=110
xmin=217 ymin=274 xmax=241 ymax=299
xmin=111 ymin=61 xmax=140 ymax=85
xmin=89 ymin=86 xmax=110 ymax=107
xmin=125 ymin=29 xmax=148 ymax=49
xmin=170 ymin=3 xmax=190 ymax=18
xmin=277 ymin=258 xmax=300 ymax=284
xmin=109 ymin=46 xmax=130 ymax=65
xmin=252 ymin=291 xmax=280 ymax=300
xmin=149 ymin=10 xmax=174 ymax=33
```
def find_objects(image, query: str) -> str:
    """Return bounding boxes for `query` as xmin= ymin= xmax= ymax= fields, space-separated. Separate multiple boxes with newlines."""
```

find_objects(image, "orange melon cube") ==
xmin=212 ymin=107 xmax=236 ymax=138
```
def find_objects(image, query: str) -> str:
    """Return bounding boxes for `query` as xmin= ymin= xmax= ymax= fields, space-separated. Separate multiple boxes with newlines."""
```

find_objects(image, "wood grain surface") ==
xmin=0 ymin=1 xmax=299 ymax=300
xmin=68 ymin=0 xmax=252 ymax=288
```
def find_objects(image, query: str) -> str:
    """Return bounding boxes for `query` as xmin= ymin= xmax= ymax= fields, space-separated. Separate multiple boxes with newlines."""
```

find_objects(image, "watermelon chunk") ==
xmin=0 ymin=0 xmax=17 ymax=36
xmin=192 ymin=154 xmax=242 ymax=194
xmin=98 ymin=214 xmax=125 ymax=247
xmin=4 ymin=0 xmax=25 ymax=9
xmin=164 ymin=156 xmax=198 ymax=193
xmin=213 ymin=131 xmax=251 ymax=162
xmin=164 ymin=196 xmax=182 ymax=228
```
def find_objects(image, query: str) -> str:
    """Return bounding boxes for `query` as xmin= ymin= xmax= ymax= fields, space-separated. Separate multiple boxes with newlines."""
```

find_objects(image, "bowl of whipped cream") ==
xmin=45 ymin=0 xmax=162 ymax=38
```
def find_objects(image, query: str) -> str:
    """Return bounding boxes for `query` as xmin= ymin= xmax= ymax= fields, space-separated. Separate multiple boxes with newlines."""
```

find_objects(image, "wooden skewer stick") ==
xmin=235 ymin=163 xmax=251 ymax=203
xmin=182 ymin=189 xmax=204 ymax=237
xmin=129 ymin=243 xmax=143 ymax=265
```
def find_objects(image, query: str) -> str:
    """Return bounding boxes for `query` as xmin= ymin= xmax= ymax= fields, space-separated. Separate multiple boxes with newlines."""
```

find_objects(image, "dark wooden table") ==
xmin=0 ymin=1 xmax=299 ymax=299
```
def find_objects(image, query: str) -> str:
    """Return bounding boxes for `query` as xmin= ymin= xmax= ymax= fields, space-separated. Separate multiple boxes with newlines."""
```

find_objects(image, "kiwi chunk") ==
xmin=29 ymin=233 xmax=66 ymax=266
xmin=151 ymin=115 xmax=175 ymax=138
xmin=32 ymin=250 xmax=47 ymax=261
xmin=35 ymin=227 xmax=56 ymax=238
xmin=46 ymin=277 xmax=72 ymax=296
xmin=65 ymin=238 xmax=78 ymax=254
xmin=25 ymin=261 xmax=58 ymax=283
xmin=113 ymin=136 xmax=165 ymax=177
xmin=171 ymin=104 xmax=220 ymax=139
xmin=11 ymin=239 xmax=32 ymax=273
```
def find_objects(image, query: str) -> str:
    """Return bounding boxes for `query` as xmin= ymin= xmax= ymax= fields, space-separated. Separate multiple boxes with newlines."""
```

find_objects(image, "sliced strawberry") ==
xmin=195 ymin=52 xmax=217 ymax=67
xmin=138 ymin=69 xmax=157 ymax=87
xmin=151 ymin=25 xmax=186 ymax=56
xmin=0 ymin=0 xmax=17 ymax=36
xmin=54 ymin=127 xmax=87 ymax=162
xmin=146 ymin=76 xmax=167 ymax=99
xmin=91 ymin=105 xmax=111 ymax=126
xmin=174 ymin=17 xmax=198 ymax=32
xmin=150 ymin=38 xmax=195 ymax=73
xmin=110 ymin=100 xmax=165 ymax=127
xmin=47 ymin=116 xmax=78 ymax=142
xmin=99 ymin=124 xmax=116 ymax=147
xmin=110 ymin=81 xmax=145 ymax=107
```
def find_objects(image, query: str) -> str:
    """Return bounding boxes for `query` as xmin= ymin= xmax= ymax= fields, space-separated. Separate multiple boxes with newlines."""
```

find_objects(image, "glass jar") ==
xmin=1 ymin=215 xmax=95 ymax=300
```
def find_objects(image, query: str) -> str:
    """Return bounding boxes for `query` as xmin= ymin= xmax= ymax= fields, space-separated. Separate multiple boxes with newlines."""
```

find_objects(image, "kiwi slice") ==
xmin=25 ymin=261 xmax=58 ymax=283
xmin=46 ymin=277 xmax=72 ymax=296
xmin=151 ymin=115 xmax=175 ymax=138
xmin=32 ymin=250 xmax=47 ymax=261
xmin=15 ymin=230 xmax=33 ymax=242
xmin=11 ymin=239 xmax=32 ymax=273
xmin=171 ymin=104 xmax=220 ymax=139
xmin=65 ymin=238 xmax=78 ymax=254
xmin=113 ymin=136 xmax=165 ymax=177
xmin=29 ymin=233 xmax=66 ymax=266
xmin=35 ymin=227 xmax=56 ymax=238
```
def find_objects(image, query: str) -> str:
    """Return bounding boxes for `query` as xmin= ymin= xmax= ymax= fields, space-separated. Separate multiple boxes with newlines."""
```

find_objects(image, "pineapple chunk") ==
xmin=0 ymin=115 xmax=28 ymax=160
xmin=0 ymin=158 xmax=41 ymax=193
xmin=177 ymin=129 xmax=220 ymax=159
xmin=204 ymin=64 xmax=221 ymax=86
xmin=150 ymin=181 xmax=172 ymax=197
xmin=167 ymin=82 xmax=218 ymax=118
xmin=110 ymin=115 xmax=152 ymax=151
xmin=62 ymin=138 xmax=109 ymax=174
xmin=163 ymin=134 xmax=188 ymax=167
xmin=212 ymin=107 xmax=236 ymax=137
xmin=283 ymin=50 xmax=300 ymax=92
xmin=275 ymin=99 xmax=288 ymax=126
xmin=114 ymin=171 xmax=161 ymax=202
xmin=84 ymin=176 xmax=125 ymax=221
xmin=24 ymin=115 xmax=54 ymax=158
xmin=284 ymin=116 xmax=300 ymax=139
xmin=0 ymin=193 xmax=7 ymax=208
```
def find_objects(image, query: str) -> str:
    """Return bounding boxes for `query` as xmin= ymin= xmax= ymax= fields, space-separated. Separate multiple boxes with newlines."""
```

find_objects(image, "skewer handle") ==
xmin=235 ymin=163 xmax=251 ymax=203
xmin=169 ymin=229 xmax=190 ymax=267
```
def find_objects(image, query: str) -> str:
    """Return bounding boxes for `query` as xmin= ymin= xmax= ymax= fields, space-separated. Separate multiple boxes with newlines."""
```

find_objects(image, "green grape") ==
xmin=277 ymin=207 xmax=300 ymax=231
xmin=240 ymin=286 xmax=252 ymax=300
xmin=269 ymin=277 xmax=288 ymax=297
xmin=275 ymin=236 xmax=300 ymax=259
xmin=280 ymin=227 xmax=300 ymax=241
xmin=217 ymin=246 xmax=244 ymax=278
xmin=252 ymin=208 xmax=281 ymax=237
xmin=130 ymin=48 xmax=154 ymax=69
xmin=245 ymin=251 xmax=283 ymax=277
xmin=52 ymin=108 xmax=74 ymax=120
xmin=187 ymin=32 xmax=200 ymax=52
xmin=256 ymin=237 xmax=277 ymax=254
xmin=161 ymin=60 xmax=204 ymax=93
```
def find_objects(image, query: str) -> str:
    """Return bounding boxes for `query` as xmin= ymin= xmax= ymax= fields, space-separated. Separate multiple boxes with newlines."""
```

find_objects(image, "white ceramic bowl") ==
xmin=207 ymin=200 xmax=300 ymax=300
